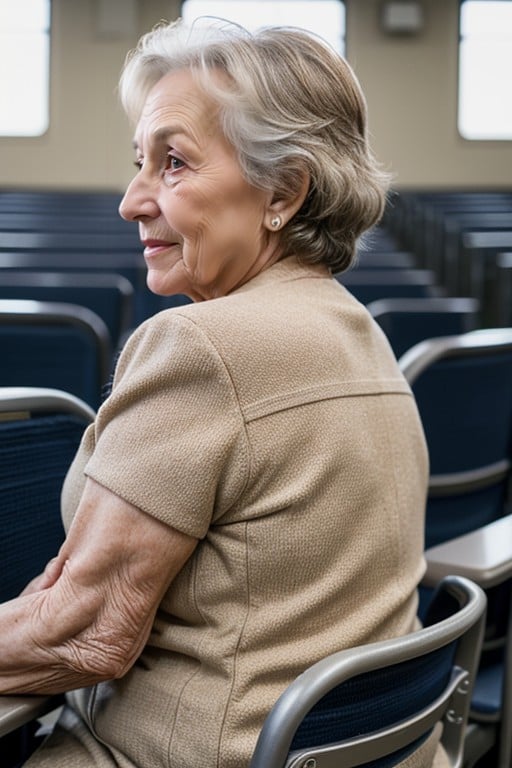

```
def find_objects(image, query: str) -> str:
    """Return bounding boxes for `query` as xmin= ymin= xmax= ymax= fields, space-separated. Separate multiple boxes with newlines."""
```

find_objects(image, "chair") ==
xmin=0 ymin=251 xmax=192 ymax=327
xmin=0 ymin=229 xmax=139 ymax=254
xmin=490 ymin=252 xmax=512 ymax=328
xmin=0 ymin=299 xmax=112 ymax=409
xmin=440 ymin=214 xmax=512 ymax=293
xmin=400 ymin=329 xmax=512 ymax=767
xmin=0 ymin=387 xmax=95 ymax=758
xmin=368 ymin=297 xmax=480 ymax=358
xmin=0 ymin=386 xmax=94 ymax=602
xmin=250 ymin=575 xmax=486 ymax=768
xmin=0 ymin=211 xmax=137 ymax=233
xmin=0 ymin=189 xmax=124 ymax=215
xmin=458 ymin=231 xmax=512 ymax=311
xmin=353 ymin=251 xmax=415 ymax=270
xmin=360 ymin=225 xmax=403 ymax=253
xmin=0 ymin=271 xmax=135 ymax=351
xmin=424 ymin=516 xmax=512 ymax=768
xmin=399 ymin=328 xmax=512 ymax=550
xmin=336 ymin=269 xmax=442 ymax=304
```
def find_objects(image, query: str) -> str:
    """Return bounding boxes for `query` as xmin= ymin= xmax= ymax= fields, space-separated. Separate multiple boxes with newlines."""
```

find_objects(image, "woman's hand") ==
xmin=0 ymin=477 xmax=198 ymax=695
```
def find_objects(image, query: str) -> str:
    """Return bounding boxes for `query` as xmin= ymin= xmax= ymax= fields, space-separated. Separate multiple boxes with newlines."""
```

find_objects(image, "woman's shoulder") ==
xmin=165 ymin=257 xmax=337 ymax=326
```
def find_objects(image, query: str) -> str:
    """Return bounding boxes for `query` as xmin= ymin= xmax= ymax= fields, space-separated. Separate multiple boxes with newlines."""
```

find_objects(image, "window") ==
xmin=181 ymin=0 xmax=345 ymax=55
xmin=0 ymin=0 xmax=51 ymax=137
xmin=459 ymin=0 xmax=512 ymax=140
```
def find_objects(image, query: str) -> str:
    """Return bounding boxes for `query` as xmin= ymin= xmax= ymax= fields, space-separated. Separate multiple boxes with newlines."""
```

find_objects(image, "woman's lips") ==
xmin=142 ymin=240 xmax=178 ymax=258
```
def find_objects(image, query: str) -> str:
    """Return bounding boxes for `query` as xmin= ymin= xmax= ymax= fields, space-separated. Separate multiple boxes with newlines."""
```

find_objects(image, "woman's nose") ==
xmin=119 ymin=174 xmax=160 ymax=222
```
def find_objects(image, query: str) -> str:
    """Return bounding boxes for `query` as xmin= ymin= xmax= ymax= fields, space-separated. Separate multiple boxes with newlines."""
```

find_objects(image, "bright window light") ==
xmin=459 ymin=0 xmax=512 ymax=140
xmin=181 ymin=0 xmax=345 ymax=55
xmin=0 ymin=0 xmax=51 ymax=137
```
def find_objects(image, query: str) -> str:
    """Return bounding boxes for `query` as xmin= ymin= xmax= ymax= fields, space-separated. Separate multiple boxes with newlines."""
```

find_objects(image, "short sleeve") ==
xmin=84 ymin=312 xmax=250 ymax=538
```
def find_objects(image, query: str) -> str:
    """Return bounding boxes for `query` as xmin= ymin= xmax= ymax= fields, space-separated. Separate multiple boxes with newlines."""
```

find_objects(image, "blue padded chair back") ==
xmin=0 ymin=300 xmax=111 ymax=410
xmin=399 ymin=329 xmax=512 ymax=549
xmin=0 ymin=271 xmax=135 ymax=350
xmin=412 ymin=355 xmax=512 ymax=474
xmin=368 ymin=298 xmax=480 ymax=359
xmin=336 ymin=269 xmax=440 ymax=305
xmin=353 ymin=251 xmax=415 ymax=270
xmin=250 ymin=576 xmax=486 ymax=768
xmin=290 ymin=644 xmax=456 ymax=767
xmin=0 ymin=387 xmax=94 ymax=602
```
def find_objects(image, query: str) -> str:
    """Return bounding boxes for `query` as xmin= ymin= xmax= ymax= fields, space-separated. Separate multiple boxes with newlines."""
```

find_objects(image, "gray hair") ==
xmin=119 ymin=18 xmax=391 ymax=273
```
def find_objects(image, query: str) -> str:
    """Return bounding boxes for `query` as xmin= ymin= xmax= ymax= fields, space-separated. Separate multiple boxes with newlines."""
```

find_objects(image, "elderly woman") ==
xmin=1 ymin=18 xmax=431 ymax=768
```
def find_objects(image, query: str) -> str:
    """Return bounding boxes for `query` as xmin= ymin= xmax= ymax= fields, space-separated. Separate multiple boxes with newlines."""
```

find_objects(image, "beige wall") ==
xmin=1 ymin=0 xmax=511 ymax=191
xmin=347 ymin=0 xmax=512 ymax=189
xmin=0 ymin=0 xmax=178 ymax=193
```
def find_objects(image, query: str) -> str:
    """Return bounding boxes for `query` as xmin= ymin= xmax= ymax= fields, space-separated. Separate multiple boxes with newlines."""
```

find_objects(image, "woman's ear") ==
xmin=264 ymin=170 xmax=310 ymax=231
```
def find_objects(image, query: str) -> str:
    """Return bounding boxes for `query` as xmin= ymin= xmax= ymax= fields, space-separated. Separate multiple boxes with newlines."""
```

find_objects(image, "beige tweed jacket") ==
xmin=28 ymin=256 xmax=433 ymax=768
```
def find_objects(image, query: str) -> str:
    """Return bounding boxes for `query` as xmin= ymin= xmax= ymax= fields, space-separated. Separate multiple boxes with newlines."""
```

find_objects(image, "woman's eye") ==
xmin=165 ymin=153 xmax=185 ymax=172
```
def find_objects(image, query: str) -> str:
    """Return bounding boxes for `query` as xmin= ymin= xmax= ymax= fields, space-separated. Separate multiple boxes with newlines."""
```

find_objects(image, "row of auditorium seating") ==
xmin=0 ymin=186 xmax=510 ymax=408
xmin=401 ymin=328 xmax=512 ymax=768
xmin=0 ymin=188 xmax=191 ymax=325
xmin=362 ymin=193 xmax=512 ymax=768
xmin=333 ymin=195 xmax=484 ymax=359
xmin=367 ymin=192 xmax=512 ymax=768
xmin=316 ymin=189 xmax=512 ymax=767
xmin=0 ymin=189 xmax=192 ymax=408
xmin=332 ymin=197 xmax=512 ymax=768
xmin=383 ymin=189 xmax=512 ymax=327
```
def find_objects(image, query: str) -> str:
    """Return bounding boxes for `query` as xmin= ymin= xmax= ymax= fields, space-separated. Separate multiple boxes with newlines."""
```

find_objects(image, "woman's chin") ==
xmin=146 ymin=270 xmax=187 ymax=298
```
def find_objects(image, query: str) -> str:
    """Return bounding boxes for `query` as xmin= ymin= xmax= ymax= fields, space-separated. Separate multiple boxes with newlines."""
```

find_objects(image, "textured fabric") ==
xmin=290 ymin=642 xmax=456 ymax=750
xmin=27 ymin=257 xmax=429 ymax=768
xmin=398 ymin=723 xmax=449 ymax=768
xmin=0 ymin=414 xmax=88 ymax=602
xmin=0 ymin=325 xmax=105 ymax=410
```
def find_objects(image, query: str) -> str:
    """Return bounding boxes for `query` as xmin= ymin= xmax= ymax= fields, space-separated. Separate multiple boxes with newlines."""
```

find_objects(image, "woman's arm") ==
xmin=0 ymin=477 xmax=198 ymax=695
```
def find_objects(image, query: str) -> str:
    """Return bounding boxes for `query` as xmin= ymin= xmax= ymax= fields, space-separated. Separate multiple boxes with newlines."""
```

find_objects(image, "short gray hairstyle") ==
xmin=119 ymin=18 xmax=391 ymax=273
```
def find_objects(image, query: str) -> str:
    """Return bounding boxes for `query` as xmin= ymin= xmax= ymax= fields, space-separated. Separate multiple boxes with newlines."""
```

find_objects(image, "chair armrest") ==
xmin=0 ymin=695 xmax=58 ymax=737
xmin=423 ymin=514 xmax=512 ymax=590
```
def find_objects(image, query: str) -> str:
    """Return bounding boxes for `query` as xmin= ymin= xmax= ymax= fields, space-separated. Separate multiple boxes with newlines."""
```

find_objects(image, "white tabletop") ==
xmin=424 ymin=514 xmax=512 ymax=589
xmin=0 ymin=694 xmax=57 ymax=737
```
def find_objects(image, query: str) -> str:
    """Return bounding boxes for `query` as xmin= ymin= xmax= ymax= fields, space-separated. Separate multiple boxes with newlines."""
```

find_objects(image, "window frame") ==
xmin=458 ymin=0 xmax=512 ymax=142
xmin=0 ymin=0 xmax=51 ymax=138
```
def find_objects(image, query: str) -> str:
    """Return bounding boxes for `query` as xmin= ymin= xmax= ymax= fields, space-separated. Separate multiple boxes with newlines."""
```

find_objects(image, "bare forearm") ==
xmin=0 ymin=591 xmax=94 ymax=695
xmin=0 ymin=562 xmax=155 ymax=695
xmin=0 ymin=478 xmax=197 ymax=696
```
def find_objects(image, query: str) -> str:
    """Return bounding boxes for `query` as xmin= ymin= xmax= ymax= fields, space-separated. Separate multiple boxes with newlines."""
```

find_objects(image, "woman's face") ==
xmin=119 ymin=68 xmax=281 ymax=301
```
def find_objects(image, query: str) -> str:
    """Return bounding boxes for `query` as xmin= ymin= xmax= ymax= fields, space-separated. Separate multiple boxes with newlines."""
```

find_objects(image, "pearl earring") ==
xmin=271 ymin=215 xmax=282 ymax=229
